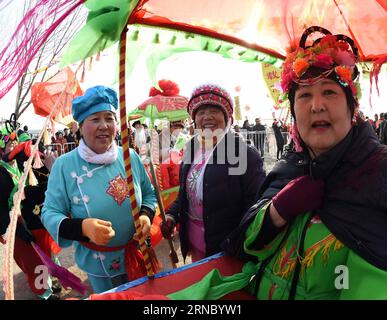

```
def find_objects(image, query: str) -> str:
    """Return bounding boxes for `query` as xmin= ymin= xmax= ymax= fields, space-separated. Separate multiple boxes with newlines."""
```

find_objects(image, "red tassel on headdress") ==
xmin=369 ymin=55 xmax=387 ymax=108
xmin=290 ymin=123 xmax=303 ymax=152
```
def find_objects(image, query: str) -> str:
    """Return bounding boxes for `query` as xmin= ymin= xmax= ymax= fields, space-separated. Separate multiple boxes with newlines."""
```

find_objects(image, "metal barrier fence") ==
xmin=46 ymin=142 xmax=77 ymax=155
xmin=239 ymin=129 xmax=290 ymax=161
xmin=44 ymin=131 xmax=290 ymax=161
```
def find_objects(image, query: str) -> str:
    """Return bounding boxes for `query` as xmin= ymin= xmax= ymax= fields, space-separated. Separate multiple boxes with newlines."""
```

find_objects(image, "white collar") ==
xmin=77 ymin=139 xmax=118 ymax=164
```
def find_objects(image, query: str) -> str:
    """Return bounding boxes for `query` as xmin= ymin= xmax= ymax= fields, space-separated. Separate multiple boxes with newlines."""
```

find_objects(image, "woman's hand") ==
xmin=271 ymin=175 xmax=325 ymax=225
xmin=81 ymin=218 xmax=115 ymax=246
xmin=133 ymin=215 xmax=151 ymax=241
xmin=0 ymin=235 xmax=6 ymax=245
xmin=160 ymin=214 xmax=176 ymax=239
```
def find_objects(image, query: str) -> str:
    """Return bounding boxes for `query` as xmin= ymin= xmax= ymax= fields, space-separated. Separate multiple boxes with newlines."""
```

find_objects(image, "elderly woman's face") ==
xmin=294 ymin=79 xmax=352 ymax=157
xmin=80 ymin=111 xmax=117 ymax=154
xmin=194 ymin=105 xmax=226 ymax=131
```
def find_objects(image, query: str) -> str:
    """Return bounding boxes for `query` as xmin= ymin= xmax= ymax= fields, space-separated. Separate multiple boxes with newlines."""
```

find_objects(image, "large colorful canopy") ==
xmin=60 ymin=0 xmax=387 ymax=66
xmin=131 ymin=0 xmax=387 ymax=62
xmin=1 ymin=0 xmax=386 ymax=102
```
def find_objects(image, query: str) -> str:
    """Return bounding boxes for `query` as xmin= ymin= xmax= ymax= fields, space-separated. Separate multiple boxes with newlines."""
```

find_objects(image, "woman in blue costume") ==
xmin=41 ymin=86 xmax=157 ymax=293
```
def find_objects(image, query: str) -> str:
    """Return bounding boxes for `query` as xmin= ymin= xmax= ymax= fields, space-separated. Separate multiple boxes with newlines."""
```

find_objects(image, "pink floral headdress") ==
xmin=279 ymin=26 xmax=360 ymax=101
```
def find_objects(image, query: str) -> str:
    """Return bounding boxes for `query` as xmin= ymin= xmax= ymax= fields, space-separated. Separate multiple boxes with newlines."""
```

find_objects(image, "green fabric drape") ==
xmin=60 ymin=0 xmax=140 ymax=67
xmin=167 ymin=261 xmax=258 ymax=300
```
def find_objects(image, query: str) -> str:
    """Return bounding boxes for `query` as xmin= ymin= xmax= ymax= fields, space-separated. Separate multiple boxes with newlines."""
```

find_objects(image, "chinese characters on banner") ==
xmin=261 ymin=63 xmax=281 ymax=106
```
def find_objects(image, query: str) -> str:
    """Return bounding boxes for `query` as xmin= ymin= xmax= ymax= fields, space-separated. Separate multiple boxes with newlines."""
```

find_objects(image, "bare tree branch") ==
xmin=14 ymin=2 xmax=86 ymax=119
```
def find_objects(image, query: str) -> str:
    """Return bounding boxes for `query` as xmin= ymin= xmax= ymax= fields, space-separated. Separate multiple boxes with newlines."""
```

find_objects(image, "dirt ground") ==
xmin=0 ymin=236 xmax=188 ymax=300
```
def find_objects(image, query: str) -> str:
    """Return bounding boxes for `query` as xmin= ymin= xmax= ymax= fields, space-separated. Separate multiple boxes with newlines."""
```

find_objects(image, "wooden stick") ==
xmin=150 ymin=168 xmax=179 ymax=267
xmin=119 ymin=27 xmax=154 ymax=277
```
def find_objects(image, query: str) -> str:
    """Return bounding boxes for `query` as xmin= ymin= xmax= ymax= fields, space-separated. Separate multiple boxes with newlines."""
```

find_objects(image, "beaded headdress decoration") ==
xmin=187 ymin=84 xmax=234 ymax=121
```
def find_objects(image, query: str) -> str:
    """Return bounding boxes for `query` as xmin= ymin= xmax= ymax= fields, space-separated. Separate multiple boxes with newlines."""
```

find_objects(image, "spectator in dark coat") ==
xmin=378 ymin=112 xmax=387 ymax=144
xmin=272 ymin=119 xmax=285 ymax=160
xmin=252 ymin=118 xmax=266 ymax=157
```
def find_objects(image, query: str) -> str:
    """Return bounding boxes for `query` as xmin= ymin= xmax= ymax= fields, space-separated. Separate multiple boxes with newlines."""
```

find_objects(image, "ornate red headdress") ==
xmin=279 ymin=26 xmax=360 ymax=102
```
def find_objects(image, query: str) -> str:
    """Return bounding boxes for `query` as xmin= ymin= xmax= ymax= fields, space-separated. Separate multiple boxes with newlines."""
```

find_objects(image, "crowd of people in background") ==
xmin=233 ymin=117 xmax=289 ymax=160
xmin=365 ymin=112 xmax=387 ymax=144
xmin=21 ymin=110 xmax=387 ymax=164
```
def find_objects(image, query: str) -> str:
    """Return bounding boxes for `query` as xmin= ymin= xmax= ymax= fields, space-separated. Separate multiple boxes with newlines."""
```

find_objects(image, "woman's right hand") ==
xmin=271 ymin=175 xmax=325 ymax=225
xmin=81 ymin=218 xmax=115 ymax=245
xmin=160 ymin=214 xmax=176 ymax=239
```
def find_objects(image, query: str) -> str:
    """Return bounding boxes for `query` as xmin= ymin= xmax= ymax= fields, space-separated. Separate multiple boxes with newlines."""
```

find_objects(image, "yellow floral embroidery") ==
xmin=33 ymin=205 xmax=41 ymax=215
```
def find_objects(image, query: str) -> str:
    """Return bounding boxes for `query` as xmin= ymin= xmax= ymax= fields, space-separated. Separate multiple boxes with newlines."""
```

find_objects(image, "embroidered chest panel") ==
xmin=106 ymin=174 xmax=130 ymax=206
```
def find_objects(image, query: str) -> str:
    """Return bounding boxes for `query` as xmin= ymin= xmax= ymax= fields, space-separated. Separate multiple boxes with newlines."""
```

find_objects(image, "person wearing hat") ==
xmin=217 ymin=26 xmax=387 ymax=300
xmin=160 ymin=83 xmax=266 ymax=262
xmin=41 ymin=85 xmax=157 ymax=293
xmin=0 ymin=126 xmax=62 ymax=299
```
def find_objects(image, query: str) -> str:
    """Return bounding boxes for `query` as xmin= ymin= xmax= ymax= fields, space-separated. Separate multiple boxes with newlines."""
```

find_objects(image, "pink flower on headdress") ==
xmin=334 ymin=50 xmax=355 ymax=67
xmin=293 ymin=58 xmax=309 ymax=77
xmin=279 ymin=71 xmax=295 ymax=93
xmin=313 ymin=53 xmax=334 ymax=69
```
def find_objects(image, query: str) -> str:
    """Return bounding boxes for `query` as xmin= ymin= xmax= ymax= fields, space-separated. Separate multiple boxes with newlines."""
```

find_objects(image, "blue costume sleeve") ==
xmin=41 ymin=157 xmax=73 ymax=248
